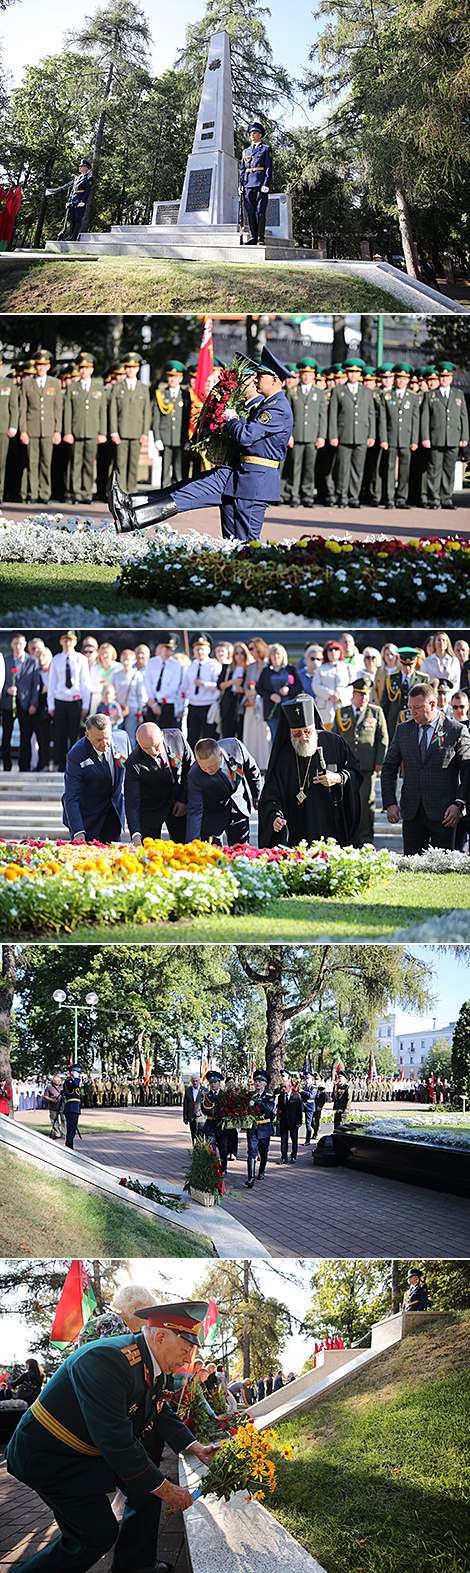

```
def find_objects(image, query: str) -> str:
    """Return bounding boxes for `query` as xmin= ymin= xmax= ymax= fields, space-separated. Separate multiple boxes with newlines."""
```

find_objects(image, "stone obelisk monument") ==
xmin=177 ymin=30 xmax=239 ymax=227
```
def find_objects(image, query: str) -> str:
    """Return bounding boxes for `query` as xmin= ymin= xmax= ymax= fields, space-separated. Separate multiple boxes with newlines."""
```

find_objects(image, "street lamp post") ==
xmin=52 ymin=990 xmax=99 ymax=1063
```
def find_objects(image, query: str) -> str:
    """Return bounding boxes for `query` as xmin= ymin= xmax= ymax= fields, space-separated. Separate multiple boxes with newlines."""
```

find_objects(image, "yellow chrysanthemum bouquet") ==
xmin=199 ymin=1420 xmax=294 ymax=1503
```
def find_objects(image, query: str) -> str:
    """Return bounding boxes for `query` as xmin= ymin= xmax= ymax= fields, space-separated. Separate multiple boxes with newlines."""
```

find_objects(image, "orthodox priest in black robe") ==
xmin=258 ymin=693 xmax=362 ymax=848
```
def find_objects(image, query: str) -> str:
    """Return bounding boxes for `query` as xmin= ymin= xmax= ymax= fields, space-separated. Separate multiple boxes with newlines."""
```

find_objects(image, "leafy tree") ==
xmin=285 ymin=1011 xmax=349 ymax=1074
xmin=65 ymin=0 xmax=153 ymax=227
xmin=193 ymin=1259 xmax=292 ymax=1378
xmin=423 ymin=1260 xmax=470 ymax=1309
xmin=0 ymin=1258 xmax=130 ymax=1370
xmin=0 ymin=945 xmax=15 ymax=1091
xmin=421 ymin=1037 xmax=453 ymax=1081
xmin=451 ymin=1000 xmax=470 ymax=1099
xmin=176 ymin=0 xmax=293 ymax=133
xmin=236 ymin=945 xmax=435 ymax=1086
xmin=0 ymin=54 xmax=101 ymax=245
xmin=302 ymin=1259 xmax=392 ymax=1350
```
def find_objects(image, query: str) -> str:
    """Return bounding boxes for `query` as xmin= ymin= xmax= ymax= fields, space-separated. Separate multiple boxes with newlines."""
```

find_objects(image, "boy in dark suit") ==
xmin=186 ymin=736 xmax=261 ymax=844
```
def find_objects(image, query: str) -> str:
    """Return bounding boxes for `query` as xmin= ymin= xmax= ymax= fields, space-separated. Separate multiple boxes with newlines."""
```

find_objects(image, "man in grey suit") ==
xmin=381 ymin=681 xmax=470 ymax=854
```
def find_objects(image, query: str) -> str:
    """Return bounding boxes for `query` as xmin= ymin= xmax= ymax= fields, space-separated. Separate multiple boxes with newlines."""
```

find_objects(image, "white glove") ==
xmin=238 ymin=186 xmax=243 ymax=197
xmin=155 ymin=439 xmax=164 ymax=451
xmin=261 ymin=185 xmax=269 ymax=194
xmin=77 ymin=202 xmax=85 ymax=208
xmin=224 ymin=407 xmax=237 ymax=420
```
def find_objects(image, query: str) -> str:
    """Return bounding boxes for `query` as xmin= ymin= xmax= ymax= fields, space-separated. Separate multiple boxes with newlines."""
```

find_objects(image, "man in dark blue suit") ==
xmin=1 ymin=633 xmax=41 ymax=771
xmin=186 ymin=736 xmax=261 ymax=844
xmin=107 ymin=347 xmax=294 ymax=543
xmin=125 ymin=721 xmax=194 ymax=844
xmin=239 ymin=120 xmax=273 ymax=246
xmin=63 ymin=714 xmax=131 ymax=843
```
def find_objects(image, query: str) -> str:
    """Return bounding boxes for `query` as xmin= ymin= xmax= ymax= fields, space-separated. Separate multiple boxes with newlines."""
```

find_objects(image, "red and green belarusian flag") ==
xmin=50 ymin=1261 xmax=98 ymax=1349
xmin=199 ymin=1296 xmax=219 ymax=1347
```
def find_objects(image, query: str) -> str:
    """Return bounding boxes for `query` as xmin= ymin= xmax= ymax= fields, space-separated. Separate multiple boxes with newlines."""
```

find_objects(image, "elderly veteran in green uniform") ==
xmin=109 ymin=350 xmax=151 ymax=494
xmin=380 ymin=646 xmax=423 ymax=743
xmin=19 ymin=349 xmax=62 ymax=503
xmin=63 ymin=351 xmax=107 ymax=503
xmin=0 ymin=352 xmax=18 ymax=501
xmin=333 ymin=674 xmax=388 ymax=845
xmin=286 ymin=357 xmax=327 ymax=508
xmin=6 ymin=1300 xmax=219 ymax=1573
xmin=420 ymin=360 xmax=469 ymax=509
xmin=379 ymin=361 xmax=419 ymax=509
xmin=152 ymin=359 xmax=191 ymax=488
xmin=327 ymin=356 xmax=375 ymax=507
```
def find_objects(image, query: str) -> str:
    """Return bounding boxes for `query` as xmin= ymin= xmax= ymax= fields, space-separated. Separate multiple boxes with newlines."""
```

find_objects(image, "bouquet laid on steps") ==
xmin=189 ymin=354 xmax=255 ymax=467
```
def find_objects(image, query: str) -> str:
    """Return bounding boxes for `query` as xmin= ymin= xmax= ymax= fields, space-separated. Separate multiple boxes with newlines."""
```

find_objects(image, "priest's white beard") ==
xmin=290 ymin=731 xmax=318 ymax=757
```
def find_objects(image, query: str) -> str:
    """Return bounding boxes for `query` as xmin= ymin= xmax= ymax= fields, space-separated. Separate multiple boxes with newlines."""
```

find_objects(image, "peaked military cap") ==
xmin=297 ymin=357 xmax=318 ymax=370
xmin=166 ymin=359 xmax=185 ymax=373
xmin=436 ymin=361 xmax=456 ymax=372
xmin=352 ymin=676 xmax=373 ymax=692
xmin=437 ymin=677 xmax=454 ymax=692
xmin=249 ymin=121 xmax=265 ymax=134
xmin=123 ymin=351 xmax=142 ymax=366
xmin=393 ymin=362 xmax=412 ymax=374
xmin=77 ymin=351 xmax=94 ymax=367
xmin=34 ymin=349 xmax=51 ymax=364
xmin=253 ymin=1068 xmax=270 ymax=1083
xmin=79 ymin=158 xmax=92 ymax=169
xmin=379 ymin=363 xmax=395 ymax=373
xmin=281 ymin=693 xmax=316 ymax=727
xmin=344 ymin=357 xmax=365 ymax=371
xmin=362 ymin=368 xmax=376 ymax=381
xmin=206 ymin=1068 xmax=223 ymax=1081
xmin=191 ymin=630 xmax=211 ymax=648
xmin=134 ymin=1300 xmax=209 ymax=1346
xmin=286 ymin=362 xmax=299 ymax=374
xmin=397 ymin=646 xmax=420 ymax=659
xmin=160 ymin=633 xmax=178 ymax=649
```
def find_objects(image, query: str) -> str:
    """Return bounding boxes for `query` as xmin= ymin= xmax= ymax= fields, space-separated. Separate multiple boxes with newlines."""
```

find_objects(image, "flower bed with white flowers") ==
xmin=0 ymin=837 xmax=393 ymax=935
xmin=118 ymin=529 xmax=470 ymax=620
xmin=361 ymin=1119 xmax=470 ymax=1148
xmin=0 ymin=513 xmax=150 ymax=565
xmin=395 ymin=848 xmax=470 ymax=874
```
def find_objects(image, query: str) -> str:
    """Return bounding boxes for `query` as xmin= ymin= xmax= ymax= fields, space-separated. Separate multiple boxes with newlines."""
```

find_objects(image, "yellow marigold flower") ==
xmin=325 ymin=539 xmax=342 ymax=552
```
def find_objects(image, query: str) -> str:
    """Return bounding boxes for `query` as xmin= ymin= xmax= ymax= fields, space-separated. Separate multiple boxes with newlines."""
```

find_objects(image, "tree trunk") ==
xmin=332 ymin=315 xmax=347 ymax=364
xmin=391 ymin=1259 xmax=400 ymax=1315
xmin=82 ymin=57 xmax=115 ymax=231
xmin=0 ymin=946 xmax=16 ymax=1105
xmin=91 ymin=1259 xmax=103 ymax=1311
xmin=242 ymin=1259 xmax=250 ymax=1378
xmin=265 ymin=947 xmax=286 ymax=1087
xmin=360 ymin=315 xmax=375 ymax=364
xmin=393 ymin=175 xmax=418 ymax=278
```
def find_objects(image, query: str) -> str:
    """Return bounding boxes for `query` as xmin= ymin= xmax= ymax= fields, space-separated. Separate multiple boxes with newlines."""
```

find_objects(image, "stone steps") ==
xmin=45 ymin=237 xmax=320 ymax=263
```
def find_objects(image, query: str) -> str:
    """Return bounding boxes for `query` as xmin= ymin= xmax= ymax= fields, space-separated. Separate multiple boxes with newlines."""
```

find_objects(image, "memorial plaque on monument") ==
xmin=266 ymin=197 xmax=280 ymax=227
xmin=186 ymin=169 xmax=213 ymax=213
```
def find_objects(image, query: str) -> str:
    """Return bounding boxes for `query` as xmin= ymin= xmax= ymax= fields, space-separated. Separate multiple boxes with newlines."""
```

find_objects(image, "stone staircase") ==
xmin=0 ymin=772 xmax=66 ymax=840
xmin=45 ymin=230 xmax=321 ymax=263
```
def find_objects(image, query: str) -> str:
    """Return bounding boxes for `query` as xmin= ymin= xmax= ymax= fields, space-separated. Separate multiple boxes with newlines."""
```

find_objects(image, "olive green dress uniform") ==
xmin=420 ymin=386 xmax=469 ymax=505
xmin=328 ymin=384 xmax=375 ymax=504
xmin=0 ymin=376 xmax=18 ymax=500
xmin=109 ymin=380 xmax=151 ymax=493
xmin=288 ymin=385 xmax=327 ymax=506
xmin=333 ymin=701 xmax=389 ymax=844
xmin=63 ymin=378 xmax=107 ymax=502
xmin=380 ymin=667 xmax=422 ymax=742
xmin=363 ymin=387 xmax=386 ymax=505
xmin=19 ymin=374 xmax=63 ymax=502
xmin=379 ymin=388 xmax=420 ymax=505
xmin=315 ymin=381 xmax=337 ymax=504
xmin=152 ymin=384 xmax=191 ymax=487
xmin=6 ymin=1332 xmax=197 ymax=1573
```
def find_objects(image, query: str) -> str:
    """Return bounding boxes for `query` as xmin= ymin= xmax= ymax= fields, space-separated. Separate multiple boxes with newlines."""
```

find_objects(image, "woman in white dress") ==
xmin=242 ymin=637 xmax=271 ymax=770
xmin=311 ymin=639 xmax=352 ymax=729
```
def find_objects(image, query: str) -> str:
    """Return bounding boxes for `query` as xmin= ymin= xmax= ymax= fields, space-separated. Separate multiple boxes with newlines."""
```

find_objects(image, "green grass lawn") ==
xmin=0 ymin=1148 xmax=213 ymax=1256
xmin=6 ymin=873 xmax=469 ymax=942
xmin=27 ymin=1120 xmax=142 ymax=1135
xmin=0 ymin=258 xmax=400 ymax=313
xmin=270 ymin=1314 xmax=470 ymax=1573
xmin=0 ymin=562 xmax=125 ymax=618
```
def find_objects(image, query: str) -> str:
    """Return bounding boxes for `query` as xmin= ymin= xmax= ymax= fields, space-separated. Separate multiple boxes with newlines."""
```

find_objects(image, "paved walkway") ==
xmin=17 ymin=1105 xmax=470 ymax=1258
xmin=3 ymin=495 xmax=470 ymax=545
xmin=0 ymin=1441 xmax=187 ymax=1572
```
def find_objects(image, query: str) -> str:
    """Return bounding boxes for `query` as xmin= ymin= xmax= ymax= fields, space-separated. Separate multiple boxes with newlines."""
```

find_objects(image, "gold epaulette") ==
xmin=121 ymin=1344 xmax=142 ymax=1366
xmin=386 ymin=674 xmax=402 ymax=703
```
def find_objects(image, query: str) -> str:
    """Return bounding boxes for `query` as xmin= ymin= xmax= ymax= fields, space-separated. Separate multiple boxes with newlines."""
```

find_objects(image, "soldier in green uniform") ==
xmin=152 ymin=359 xmax=191 ymax=489
xmin=361 ymin=366 xmax=383 ymax=506
xmin=328 ymin=356 xmax=375 ymax=507
xmin=379 ymin=361 xmax=419 ymax=509
xmin=280 ymin=364 xmax=299 ymax=503
xmin=287 ymin=357 xmax=327 ymax=507
xmin=6 ymin=1299 xmax=219 ymax=1573
xmin=63 ymin=351 xmax=107 ymax=503
xmin=18 ymin=349 xmax=62 ymax=503
xmin=0 ymin=353 xmax=18 ymax=501
xmin=333 ymin=675 xmax=388 ymax=845
xmin=380 ymin=646 xmax=422 ymax=742
xmin=420 ymin=360 xmax=469 ymax=508
xmin=315 ymin=366 xmax=338 ymax=507
xmin=109 ymin=351 xmax=151 ymax=494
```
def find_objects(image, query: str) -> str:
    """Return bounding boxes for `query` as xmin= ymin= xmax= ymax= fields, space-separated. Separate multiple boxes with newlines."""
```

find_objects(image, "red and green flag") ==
xmin=50 ymin=1261 xmax=97 ymax=1349
xmin=199 ymin=1296 xmax=219 ymax=1347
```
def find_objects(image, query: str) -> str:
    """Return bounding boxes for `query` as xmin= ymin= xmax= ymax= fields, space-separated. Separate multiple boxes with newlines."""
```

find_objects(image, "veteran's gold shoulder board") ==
xmin=122 ymin=1344 xmax=142 ymax=1366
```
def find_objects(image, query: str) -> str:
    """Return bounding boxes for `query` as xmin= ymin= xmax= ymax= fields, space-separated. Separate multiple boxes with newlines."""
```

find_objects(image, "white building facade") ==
xmin=376 ymin=1012 xmax=455 ymax=1076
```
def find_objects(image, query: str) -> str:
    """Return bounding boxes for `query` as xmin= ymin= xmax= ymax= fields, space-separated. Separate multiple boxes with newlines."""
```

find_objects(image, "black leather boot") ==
xmin=258 ymin=1151 xmax=267 ymax=1178
xmin=245 ymin=1157 xmax=255 ymax=1187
